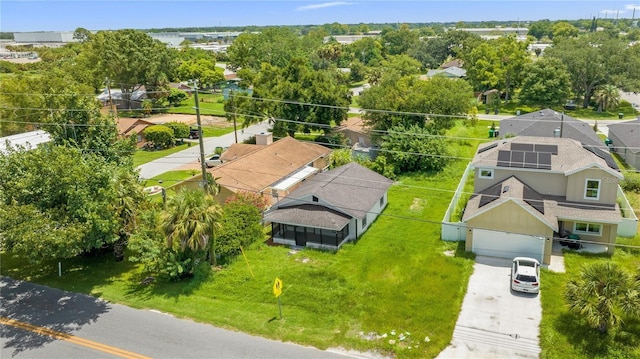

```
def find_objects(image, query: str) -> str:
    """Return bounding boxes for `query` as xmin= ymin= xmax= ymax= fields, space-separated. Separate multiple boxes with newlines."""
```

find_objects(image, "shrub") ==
xmin=167 ymin=88 xmax=188 ymax=107
xmin=143 ymin=125 xmax=174 ymax=148
xmin=621 ymin=173 xmax=640 ymax=193
xmin=164 ymin=121 xmax=190 ymax=139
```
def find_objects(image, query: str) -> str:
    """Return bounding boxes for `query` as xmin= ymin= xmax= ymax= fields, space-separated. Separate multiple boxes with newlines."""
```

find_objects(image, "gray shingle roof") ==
xmin=500 ymin=109 xmax=606 ymax=151
xmin=607 ymin=118 xmax=640 ymax=154
xmin=264 ymin=162 xmax=393 ymax=227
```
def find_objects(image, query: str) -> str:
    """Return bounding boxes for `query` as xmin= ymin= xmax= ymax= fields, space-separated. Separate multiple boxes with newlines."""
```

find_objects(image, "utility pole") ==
xmin=106 ymin=77 xmax=117 ymax=118
xmin=193 ymin=80 xmax=209 ymax=193
xmin=231 ymin=90 xmax=238 ymax=143
xmin=560 ymin=112 xmax=564 ymax=138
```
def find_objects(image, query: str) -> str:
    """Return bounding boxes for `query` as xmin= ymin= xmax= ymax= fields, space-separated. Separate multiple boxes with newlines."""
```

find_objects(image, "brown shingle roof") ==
xmin=209 ymin=136 xmax=331 ymax=193
xmin=117 ymin=118 xmax=154 ymax=136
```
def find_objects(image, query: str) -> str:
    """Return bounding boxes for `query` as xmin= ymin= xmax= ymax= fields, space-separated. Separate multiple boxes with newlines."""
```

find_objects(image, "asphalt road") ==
xmin=0 ymin=276 xmax=356 ymax=359
xmin=137 ymin=121 xmax=270 ymax=180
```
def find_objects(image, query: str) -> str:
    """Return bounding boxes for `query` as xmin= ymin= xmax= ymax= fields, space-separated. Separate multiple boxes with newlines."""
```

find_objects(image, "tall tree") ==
xmin=545 ymin=33 xmax=624 ymax=108
xmin=594 ymin=85 xmax=620 ymax=112
xmin=518 ymin=57 xmax=572 ymax=107
xmin=0 ymin=146 xmax=127 ymax=263
xmin=381 ymin=24 xmax=420 ymax=56
xmin=161 ymin=189 xmax=223 ymax=264
xmin=78 ymin=29 xmax=175 ymax=108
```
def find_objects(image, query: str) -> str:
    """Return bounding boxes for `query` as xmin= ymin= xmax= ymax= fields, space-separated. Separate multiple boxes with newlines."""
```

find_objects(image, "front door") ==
xmin=295 ymin=226 xmax=307 ymax=246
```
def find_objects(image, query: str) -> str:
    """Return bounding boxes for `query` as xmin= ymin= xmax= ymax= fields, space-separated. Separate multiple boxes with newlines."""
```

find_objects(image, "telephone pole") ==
xmin=193 ymin=80 xmax=209 ymax=193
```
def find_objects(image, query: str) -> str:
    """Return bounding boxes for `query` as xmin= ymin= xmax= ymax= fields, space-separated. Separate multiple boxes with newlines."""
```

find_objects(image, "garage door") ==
xmin=472 ymin=229 xmax=545 ymax=262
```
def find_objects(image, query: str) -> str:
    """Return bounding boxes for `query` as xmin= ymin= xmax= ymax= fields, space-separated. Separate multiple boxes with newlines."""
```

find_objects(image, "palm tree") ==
xmin=566 ymin=262 xmax=640 ymax=333
xmin=594 ymin=85 xmax=620 ymax=112
xmin=161 ymin=189 xmax=223 ymax=264
xmin=111 ymin=168 xmax=146 ymax=261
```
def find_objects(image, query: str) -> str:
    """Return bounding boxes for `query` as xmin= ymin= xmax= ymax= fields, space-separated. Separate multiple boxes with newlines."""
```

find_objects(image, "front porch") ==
xmin=546 ymin=239 xmax=609 ymax=273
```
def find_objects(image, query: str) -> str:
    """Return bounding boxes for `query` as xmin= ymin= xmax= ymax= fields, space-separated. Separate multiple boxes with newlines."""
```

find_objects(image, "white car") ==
xmin=511 ymin=257 xmax=540 ymax=294
xmin=205 ymin=154 xmax=223 ymax=168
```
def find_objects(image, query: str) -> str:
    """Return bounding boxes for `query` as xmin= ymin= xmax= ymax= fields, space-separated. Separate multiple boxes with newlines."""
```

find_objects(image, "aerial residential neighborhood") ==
xmin=1 ymin=1 xmax=640 ymax=358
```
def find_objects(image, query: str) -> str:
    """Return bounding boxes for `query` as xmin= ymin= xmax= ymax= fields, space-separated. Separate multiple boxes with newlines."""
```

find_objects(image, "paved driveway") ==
xmin=437 ymin=256 xmax=541 ymax=358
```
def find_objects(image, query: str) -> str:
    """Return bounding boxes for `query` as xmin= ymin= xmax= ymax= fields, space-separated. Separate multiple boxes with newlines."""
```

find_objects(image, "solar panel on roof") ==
xmin=479 ymin=184 xmax=502 ymax=207
xmin=511 ymin=151 xmax=524 ymax=167
xmin=512 ymin=143 xmax=534 ymax=152
xmin=524 ymin=152 xmax=537 ymax=168
xmin=538 ymin=152 xmax=551 ymax=167
xmin=497 ymin=150 xmax=511 ymax=167
xmin=534 ymin=144 xmax=558 ymax=154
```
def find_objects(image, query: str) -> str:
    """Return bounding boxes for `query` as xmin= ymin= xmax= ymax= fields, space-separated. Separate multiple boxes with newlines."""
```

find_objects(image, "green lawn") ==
xmin=132 ymin=143 xmax=191 ymax=167
xmin=539 ymin=238 xmax=640 ymax=359
xmin=1 ymin=120 xmax=491 ymax=358
xmin=168 ymin=93 xmax=226 ymax=116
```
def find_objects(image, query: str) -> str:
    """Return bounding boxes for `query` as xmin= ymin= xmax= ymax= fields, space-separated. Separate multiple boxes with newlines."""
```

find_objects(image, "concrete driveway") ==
xmin=437 ymin=256 xmax=541 ymax=358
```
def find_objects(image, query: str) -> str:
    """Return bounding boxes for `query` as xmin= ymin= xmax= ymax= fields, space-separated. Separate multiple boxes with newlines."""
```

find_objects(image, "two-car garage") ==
xmin=471 ymin=229 xmax=547 ymax=264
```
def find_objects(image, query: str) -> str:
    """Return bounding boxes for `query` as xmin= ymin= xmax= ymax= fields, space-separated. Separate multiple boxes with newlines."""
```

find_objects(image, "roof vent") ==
xmin=502 ymin=185 xmax=510 ymax=193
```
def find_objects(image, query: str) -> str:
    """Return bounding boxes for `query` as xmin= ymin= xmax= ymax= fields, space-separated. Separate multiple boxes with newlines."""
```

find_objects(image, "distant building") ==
xmin=457 ymin=27 xmax=528 ymax=41
xmin=0 ymin=130 xmax=51 ymax=154
xmin=13 ymin=31 xmax=77 ymax=44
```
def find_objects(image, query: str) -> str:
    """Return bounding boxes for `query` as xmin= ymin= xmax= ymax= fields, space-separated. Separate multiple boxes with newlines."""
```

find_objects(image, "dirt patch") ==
xmin=409 ymin=198 xmax=424 ymax=212
xmin=130 ymin=113 xmax=229 ymax=127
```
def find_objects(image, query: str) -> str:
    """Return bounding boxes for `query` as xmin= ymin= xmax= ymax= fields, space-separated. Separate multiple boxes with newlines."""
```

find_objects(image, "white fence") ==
xmin=441 ymin=163 xmax=473 ymax=241
xmin=618 ymin=185 xmax=639 ymax=237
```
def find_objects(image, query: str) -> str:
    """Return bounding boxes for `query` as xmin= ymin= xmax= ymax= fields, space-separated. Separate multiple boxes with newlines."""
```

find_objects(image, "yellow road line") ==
xmin=0 ymin=316 xmax=151 ymax=359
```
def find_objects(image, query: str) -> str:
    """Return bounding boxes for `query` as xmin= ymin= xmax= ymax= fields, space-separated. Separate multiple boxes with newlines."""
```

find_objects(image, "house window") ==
xmin=479 ymin=169 xmax=494 ymax=179
xmin=584 ymin=179 xmax=600 ymax=200
xmin=312 ymin=196 xmax=318 ymax=202
xmin=574 ymin=222 xmax=602 ymax=236
xmin=362 ymin=215 xmax=368 ymax=229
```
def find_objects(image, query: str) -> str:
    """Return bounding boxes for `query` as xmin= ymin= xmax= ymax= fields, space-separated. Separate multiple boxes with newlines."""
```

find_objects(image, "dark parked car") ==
xmin=189 ymin=128 xmax=199 ymax=139
xmin=563 ymin=100 xmax=577 ymax=110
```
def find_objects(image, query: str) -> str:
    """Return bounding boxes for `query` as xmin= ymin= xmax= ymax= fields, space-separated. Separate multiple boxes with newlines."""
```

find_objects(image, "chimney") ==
xmin=256 ymin=132 xmax=273 ymax=146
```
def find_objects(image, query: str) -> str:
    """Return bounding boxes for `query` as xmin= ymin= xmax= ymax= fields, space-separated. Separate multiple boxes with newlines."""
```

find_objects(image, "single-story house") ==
xmin=423 ymin=66 xmax=466 ymax=79
xmin=463 ymin=136 xmax=625 ymax=264
xmin=263 ymin=162 xmax=393 ymax=250
xmin=0 ymin=130 xmax=51 ymax=154
xmin=334 ymin=117 xmax=376 ymax=159
xmin=116 ymin=118 xmax=155 ymax=148
xmin=607 ymin=118 xmax=640 ymax=170
xmin=96 ymin=87 xmax=147 ymax=109
xmin=206 ymin=133 xmax=332 ymax=205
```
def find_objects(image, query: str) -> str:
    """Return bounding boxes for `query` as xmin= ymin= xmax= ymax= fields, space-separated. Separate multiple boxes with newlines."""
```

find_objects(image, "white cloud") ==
xmin=624 ymin=4 xmax=640 ymax=10
xmin=296 ymin=2 xmax=354 ymax=12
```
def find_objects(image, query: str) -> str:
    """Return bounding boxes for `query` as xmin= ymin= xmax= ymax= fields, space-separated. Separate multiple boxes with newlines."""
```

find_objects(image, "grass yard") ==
xmin=132 ymin=143 xmax=191 ymax=167
xmin=1 ymin=120 xmax=492 ymax=358
xmin=168 ymin=93 xmax=225 ymax=116
xmin=539 ymin=238 xmax=640 ymax=359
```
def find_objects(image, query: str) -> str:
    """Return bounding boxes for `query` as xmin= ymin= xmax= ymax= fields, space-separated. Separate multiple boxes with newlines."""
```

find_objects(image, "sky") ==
xmin=2 ymin=1 xmax=640 ymax=32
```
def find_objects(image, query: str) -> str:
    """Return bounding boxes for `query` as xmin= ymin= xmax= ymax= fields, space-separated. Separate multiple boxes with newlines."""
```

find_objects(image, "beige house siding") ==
xmin=465 ymin=201 xmax=554 ymax=263
xmin=566 ymin=168 xmax=618 ymax=204
xmin=475 ymin=168 xmax=566 ymax=195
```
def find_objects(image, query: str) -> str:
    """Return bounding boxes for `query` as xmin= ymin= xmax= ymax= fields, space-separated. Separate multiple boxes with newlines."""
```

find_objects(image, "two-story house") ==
xmin=462 ymin=136 xmax=623 ymax=264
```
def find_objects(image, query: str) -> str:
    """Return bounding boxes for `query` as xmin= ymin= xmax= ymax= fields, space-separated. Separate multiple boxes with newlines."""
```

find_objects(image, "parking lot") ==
xmin=437 ymin=256 xmax=541 ymax=359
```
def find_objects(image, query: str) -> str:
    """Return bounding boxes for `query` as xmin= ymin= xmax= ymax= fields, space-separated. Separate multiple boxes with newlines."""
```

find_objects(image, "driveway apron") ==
xmin=437 ymin=256 xmax=541 ymax=358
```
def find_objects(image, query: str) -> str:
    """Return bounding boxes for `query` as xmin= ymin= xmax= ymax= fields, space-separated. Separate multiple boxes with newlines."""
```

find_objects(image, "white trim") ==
xmin=584 ymin=178 xmax=601 ymax=200
xmin=479 ymin=168 xmax=494 ymax=179
xmin=566 ymin=163 xmax=624 ymax=179
xmin=573 ymin=222 xmax=603 ymax=236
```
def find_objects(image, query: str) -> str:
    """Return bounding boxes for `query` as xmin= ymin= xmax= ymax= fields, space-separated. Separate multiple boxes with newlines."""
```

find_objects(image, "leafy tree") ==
xmin=545 ymin=33 xmax=624 ymax=108
xmin=349 ymin=60 xmax=367 ymax=82
xmin=552 ymin=21 xmax=580 ymax=40
xmin=215 ymin=193 xmax=266 ymax=263
xmin=167 ymin=88 xmax=189 ymax=106
xmin=162 ymin=189 xmax=223 ymax=265
xmin=566 ymin=262 xmax=640 ymax=333
xmin=176 ymin=58 xmax=223 ymax=89
xmin=143 ymin=125 xmax=174 ymax=148
xmin=518 ymin=57 xmax=572 ymax=107
xmin=164 ymin=121 xmax=190 ymax=139
xmin=408 ymin=38 xmax=448 ymax=70
xmin=594 ymin=85 xmax=620 ymax=112
xmin=465 ymin=42 xmax=502 ymax=91
xmin=347 ymin=37 xmax=384 ymax=67
xmin=0 ymin=146 xmax=129 ymax=263
xmin=78 ymin=29 xmax=175 ymax=108
xmin=72 ymin=27 xmax=92 ymax=42
xmin=528 ymin=20 xmax=553 ymax=40
xmin=381 ymin=124 xmax=450 ymax=174
xmin=110 ymin=167 xmax=146 ymax=261
xmin=226 ymin=28 xmax=307 ymax=71
xmin=359 ymin=73 xmax=472 ymax=134
xmin=383 ymin=54 xmax=421 ymax=77
xmin=381 ymin=24 xmax=420 ymax=56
